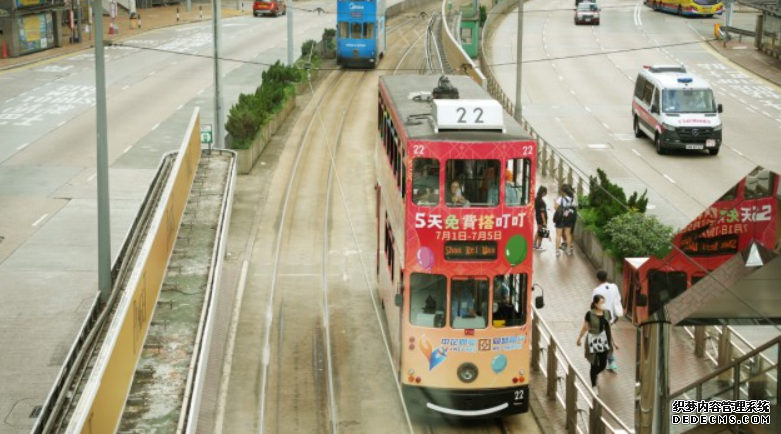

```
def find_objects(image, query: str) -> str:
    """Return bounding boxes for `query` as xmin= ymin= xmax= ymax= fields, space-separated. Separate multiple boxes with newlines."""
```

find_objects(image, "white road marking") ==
xmin=570 ymin=90 xmax=576 ymax=96
xmin=17 ymin=143 xmax=29 ymax=150
xmin=584 ymin=106 xmax=592 ymax=112
xmin=198 ymin=88 xmax=205 ymax=95
xmin=151 ymin=123 xmax=161 ymax=130
xmin=746 ymin=107 xmax=756 ymax=113
xmin=148 ymin=70 xmax=157 ymax=76
xmin=763 ymin=112 xmax=772 ymax=118
xmin=602 ymin=122 xmax=610 ymax=130
xmin=750 ymin=105 xmax=759 ymax=111
xmin=587 ymin=144 xmax=610 ymax=149
xmin=632 ymin=149 xmax=641 ymax=157
xmin=736 ymin=98 xmax=746 ymax=104
xmin=123 ymin=146 xmax=133 ymax=153
xmin=559 ymin=75 xmax=563 ymax=81
xmin=57 ymin=121 xmax=66 ymax=127
xmin=732 ymin=148 xmax=744 ymax=156
xmin=32 ymin=214 xmax=49 ymax=227
xmin=122 ymin=85 xmax=130 ymax=90
xmin=663 ymin=174 xmax=677 ymax=184
xmin=6 ymin=98 xmax=13 ymax=103
xmin=87 ymin=174 xmax=96 ymax=181
xmin=177 ymin=104 xmax=184 ymax=110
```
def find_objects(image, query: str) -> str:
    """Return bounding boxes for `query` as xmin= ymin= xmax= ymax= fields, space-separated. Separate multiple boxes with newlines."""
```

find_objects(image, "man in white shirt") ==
xmin=592 ymin=269 xmax=622 ymax=371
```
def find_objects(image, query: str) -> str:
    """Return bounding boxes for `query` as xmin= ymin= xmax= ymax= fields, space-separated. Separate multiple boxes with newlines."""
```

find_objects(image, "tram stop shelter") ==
xmin=0 ymin=0 xmax=67 ymax=58
xmin=741 ymin=0 xmax=781 ymax=58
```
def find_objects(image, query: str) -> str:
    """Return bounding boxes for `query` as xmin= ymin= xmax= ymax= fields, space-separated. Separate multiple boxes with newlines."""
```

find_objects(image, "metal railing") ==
xmin=440 ymin=0 xmax=486 ymax=86
xmin=667 ymin=333 xmax=781 ymax=434
xmin=532 ymin=309 xmax=635 ymax=434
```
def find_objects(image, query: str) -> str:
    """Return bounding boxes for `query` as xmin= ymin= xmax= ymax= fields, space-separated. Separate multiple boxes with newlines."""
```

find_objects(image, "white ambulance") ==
xmin=631 ymin=65 xmax=723 ymax=156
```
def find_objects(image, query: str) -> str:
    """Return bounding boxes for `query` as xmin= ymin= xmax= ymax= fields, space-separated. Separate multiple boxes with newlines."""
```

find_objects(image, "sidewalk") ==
xmin=0 ymin=4 xmax=250 ymax=70
xmin=527 ymin=171 xmax=718 ymax=433
xmin=707 ymin=38 xmax=781 ymax=89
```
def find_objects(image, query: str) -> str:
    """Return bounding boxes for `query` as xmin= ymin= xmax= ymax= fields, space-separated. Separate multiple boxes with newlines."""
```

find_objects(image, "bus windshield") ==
xmin=693 ymin=0 xmax=719 ymax=5
xmin=662 ymin=89 xmax=716 ymax=114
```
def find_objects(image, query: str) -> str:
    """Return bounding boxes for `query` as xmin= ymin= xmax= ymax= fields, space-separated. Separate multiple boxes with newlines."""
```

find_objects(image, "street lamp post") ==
xmin=514 ymin=0 xmax=523 ymax=123
xmin=92 ymin=0 xmax=112 ymax=303
xmin=213 ymin=0 xmax=224 ymax=149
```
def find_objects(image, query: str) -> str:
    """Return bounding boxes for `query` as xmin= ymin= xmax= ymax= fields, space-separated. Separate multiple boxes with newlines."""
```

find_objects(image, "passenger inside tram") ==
xmin=505 ymin=169 xmax=521 ymax=206
xmin=446 ymin=159 xmax=502 ymax=207
xmin=412 ymin=158 xmax=440 ymax=206
xmin=493 ymin=275 xmax=525 ymax=327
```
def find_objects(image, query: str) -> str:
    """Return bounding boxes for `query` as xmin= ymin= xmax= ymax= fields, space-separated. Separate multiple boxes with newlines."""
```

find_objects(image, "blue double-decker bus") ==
xmin=337 ymin=0 xmax=386 ymax=68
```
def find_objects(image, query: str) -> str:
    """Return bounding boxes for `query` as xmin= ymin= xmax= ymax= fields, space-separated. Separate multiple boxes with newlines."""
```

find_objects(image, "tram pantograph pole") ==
xmin=514 ymin=0 xmax=523 ymax=123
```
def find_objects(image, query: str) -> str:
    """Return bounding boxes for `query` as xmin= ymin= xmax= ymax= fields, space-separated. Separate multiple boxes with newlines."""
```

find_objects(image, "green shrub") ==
xmin=225 ymin=104 xmax=263 ymax=147
xmin=604 ymin=212 xmax=675 ymax=264
xmin=301 ymin=39 xmax=318 ymax=58
xmin=479 ymin=5 xmax=487 ymax=26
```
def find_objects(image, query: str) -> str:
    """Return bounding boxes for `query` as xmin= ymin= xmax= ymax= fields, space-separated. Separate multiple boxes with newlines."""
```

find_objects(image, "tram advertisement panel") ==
xmin=400 ymin=139 xmax=536 ymax=392
xmin=630 ymin=167 xmax=779 ymax=325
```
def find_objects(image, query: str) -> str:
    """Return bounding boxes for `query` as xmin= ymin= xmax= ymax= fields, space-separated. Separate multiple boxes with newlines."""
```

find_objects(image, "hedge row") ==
xmin=578 ymin=169 xmax=675 ymax=264
xmin=225 ymin=61 xmax=304 ymax=149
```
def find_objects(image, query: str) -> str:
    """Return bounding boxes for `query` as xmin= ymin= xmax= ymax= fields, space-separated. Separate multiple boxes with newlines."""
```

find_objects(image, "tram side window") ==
xmin=412 ymin=158 xmax=440 ymax=206
xmin=506 ymin=158 xmax=532 ymax=206
xmin=445 ymin=159 xmax=501 ymax=207
xmin=410 ymin=273 xmax=447 ymax=328
xmin=351 ymin=23 xmax=362 ymax=39
xmin=339 ymin=22 xmax=349 ymax=39
xmin=745 ymin=169 xmax=774 ymax=199
xmin=492 ymin=274 xmax=527 ymax=327
xmin=451 ymin=278 xmax=489 ymax=329
xmin=364 ymin=23 xmax=375 ymax=39
xmin=384 ymin=220 xmax=395 ymax=282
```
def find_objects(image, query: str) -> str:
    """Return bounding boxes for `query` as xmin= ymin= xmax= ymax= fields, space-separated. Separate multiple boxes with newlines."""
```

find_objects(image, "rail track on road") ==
xmin=225 ymin=6 xmax=439 ymax=434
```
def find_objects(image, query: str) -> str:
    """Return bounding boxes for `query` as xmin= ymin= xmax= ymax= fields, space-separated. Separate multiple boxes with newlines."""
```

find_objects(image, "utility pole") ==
xmin=92 ymin=0 xmax=112 ymax=303
xmin=287 ymin=0 xmax=294 ymax=65
xmin=514 ymin=0 xmax=523 ymax=123
xmin=724 ymin=0 xmax=733 ymax=48
xmin=213 ymin=0 xmax=224 ymax=148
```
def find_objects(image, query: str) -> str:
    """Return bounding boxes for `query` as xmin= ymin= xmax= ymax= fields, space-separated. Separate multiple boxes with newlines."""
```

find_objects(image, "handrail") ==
xmin=683 ymin=325 xmax=779 ymax=376
xmin=669 ymin=333 xmax=781 ymax=399
xmin=533 ymin=307 xmax=635 ymax=433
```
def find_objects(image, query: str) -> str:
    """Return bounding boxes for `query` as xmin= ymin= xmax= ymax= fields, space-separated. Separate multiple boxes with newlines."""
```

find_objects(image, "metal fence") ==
xmin=532 ymin=309 xmax=634 ymax=434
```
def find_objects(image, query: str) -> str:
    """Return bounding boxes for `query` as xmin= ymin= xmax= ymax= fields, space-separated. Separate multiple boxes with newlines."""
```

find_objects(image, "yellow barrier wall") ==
xmin=67 ymin=110 xmax=202 ymax=434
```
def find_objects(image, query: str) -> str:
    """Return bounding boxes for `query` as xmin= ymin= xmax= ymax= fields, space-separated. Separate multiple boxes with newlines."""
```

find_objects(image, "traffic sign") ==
xmin=201 ymin=124 xmax=213 ymax=145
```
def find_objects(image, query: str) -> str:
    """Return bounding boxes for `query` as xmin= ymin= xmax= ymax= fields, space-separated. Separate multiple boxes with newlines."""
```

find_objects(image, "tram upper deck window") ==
xmin=492 ymin=274 xmax=527 ymax=327
xmin=506 ymin=158 xmax=532 ymax=206
xmin=410 ymin=273 xmax=447 ymax=328
xmin=451 ymin=278 xmax=489 ymax=329
xmin=412 ymin=158 xmax=440 ymax=206
xmin=339 ymin=22 xmax=349 ymax=38
xmin=446 ymin=159 xmax=501 ymax=207
xmin=363 ymin=23 xmax=375 ymax=39
xmin=351 ymin=23 xmax=362 ymax=39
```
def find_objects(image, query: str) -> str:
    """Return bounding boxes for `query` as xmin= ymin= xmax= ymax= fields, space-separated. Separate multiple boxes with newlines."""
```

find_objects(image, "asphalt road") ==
xmin=487 ymin=0 xmax=781 ymax=229
xmin=0 ymin=5 xmax=333 ymax=432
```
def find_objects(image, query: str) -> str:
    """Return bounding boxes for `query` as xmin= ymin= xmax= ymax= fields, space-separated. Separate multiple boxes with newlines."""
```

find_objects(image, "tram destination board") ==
xmin=444 ymin=241 xmax=498 ymax=261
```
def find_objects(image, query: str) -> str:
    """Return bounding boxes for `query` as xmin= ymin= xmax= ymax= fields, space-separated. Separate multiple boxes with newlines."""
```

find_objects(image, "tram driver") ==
xmin=451 ymin=284 xmax=476 ymax=320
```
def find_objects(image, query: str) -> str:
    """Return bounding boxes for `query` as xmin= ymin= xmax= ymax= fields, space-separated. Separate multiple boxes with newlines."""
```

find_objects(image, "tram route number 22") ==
xmin=514 ymin=390 xmax=525 ymax=401
xmin=413 ymin=145 xmax=533 ymax=156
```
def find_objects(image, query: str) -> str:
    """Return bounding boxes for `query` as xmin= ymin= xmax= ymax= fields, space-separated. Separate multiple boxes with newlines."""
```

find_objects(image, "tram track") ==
xmin=247 ymin=5 xmax=438 ymax=434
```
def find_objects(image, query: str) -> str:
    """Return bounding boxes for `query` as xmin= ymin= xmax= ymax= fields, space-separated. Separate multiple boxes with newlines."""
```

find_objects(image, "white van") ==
xmin=631 ymin=65 xmax=723 ymax=156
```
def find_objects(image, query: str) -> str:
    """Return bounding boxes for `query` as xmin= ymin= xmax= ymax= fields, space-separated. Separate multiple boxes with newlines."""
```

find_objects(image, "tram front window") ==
xmin=446 ymin=159 xmax=501 ymax=207
xmin=493 ymin=274 xmax=527 ymax=327
xmin=412 ymin=158 xmax=440 ymax=206
xmin=351 ymin=23 xmax=362 ymax=39
xmin=451 ymin=278 xmax=489 ymax=329
xmin=410 ymin=273 xmax=447 ymax=328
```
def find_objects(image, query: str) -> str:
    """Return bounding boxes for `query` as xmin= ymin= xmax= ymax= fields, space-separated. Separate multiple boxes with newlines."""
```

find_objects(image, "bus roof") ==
xmin=380 ymin=75 xmax=532 ymax=142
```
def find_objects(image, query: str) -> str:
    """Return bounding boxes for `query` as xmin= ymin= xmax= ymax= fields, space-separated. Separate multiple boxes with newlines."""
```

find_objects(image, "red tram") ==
xmin=376 ymin=75 xmax=540 ymax=418
xmin=624 ymin=167 xmax=780 ymax=325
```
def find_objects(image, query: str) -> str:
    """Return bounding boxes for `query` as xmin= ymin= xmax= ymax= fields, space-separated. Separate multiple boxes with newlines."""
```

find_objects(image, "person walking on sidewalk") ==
xmin=533 ymin=186 xmax=548 ymax=251
xmin=554 ymin=184 xmax=577 ymax=256
xmin=576 ymin=294 xmax=619 ymax=394
xmin=592 ymin=270 xmax=623 ymax=372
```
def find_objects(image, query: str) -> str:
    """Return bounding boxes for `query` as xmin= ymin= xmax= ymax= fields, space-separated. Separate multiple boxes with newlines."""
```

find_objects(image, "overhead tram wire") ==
xmin=108 ymin=36 xmax=726 ymax=71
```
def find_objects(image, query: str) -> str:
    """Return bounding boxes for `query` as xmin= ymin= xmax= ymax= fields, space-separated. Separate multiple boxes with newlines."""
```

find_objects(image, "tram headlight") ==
xmin=457 ymin=363 xmax=478 ymax=383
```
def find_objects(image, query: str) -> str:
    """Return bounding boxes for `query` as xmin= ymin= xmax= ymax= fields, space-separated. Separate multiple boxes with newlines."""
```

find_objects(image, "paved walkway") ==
xmin=0 ymin=3 xmax=250 ymax=70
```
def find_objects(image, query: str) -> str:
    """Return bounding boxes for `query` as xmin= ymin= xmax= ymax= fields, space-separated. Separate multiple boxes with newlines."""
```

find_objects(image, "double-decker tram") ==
xmin=624 ymin=167 xmax=780 ymax=325
xmin=337 ymin=0 xmax=386 ymax=68
xmin=376 ymin=75 xmax=540 ymax=418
